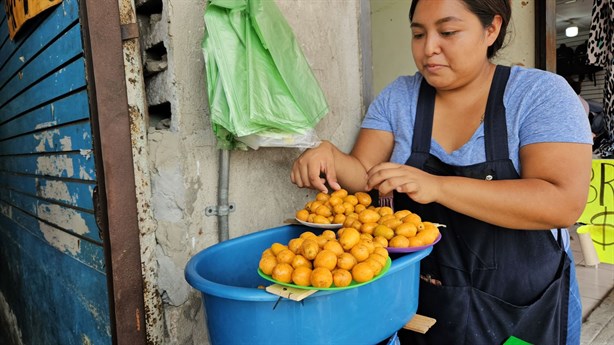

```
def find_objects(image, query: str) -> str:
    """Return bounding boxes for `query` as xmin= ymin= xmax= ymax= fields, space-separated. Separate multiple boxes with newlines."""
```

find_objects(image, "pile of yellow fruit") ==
xmin=295 ymin=189 xmax=440 ymax=249
xmin=258 ymin=190 xmax=442 ymax=289
xmin=259 ymin=228 xmax=390 ymax=288
xmin=295 ymin=189 xmax=373 ymax=225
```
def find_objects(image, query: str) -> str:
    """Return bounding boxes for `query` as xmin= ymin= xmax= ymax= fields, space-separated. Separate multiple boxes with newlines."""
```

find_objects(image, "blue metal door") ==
xmin=0 ymin=0 xmax=142 ymax=343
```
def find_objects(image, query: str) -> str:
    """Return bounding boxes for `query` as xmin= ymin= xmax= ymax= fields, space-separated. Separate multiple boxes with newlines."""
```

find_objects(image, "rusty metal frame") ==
xmin=535 ymin=0 xmax=557 ymax=72
xmin=80 ymin=0 xmax=147 ymax=344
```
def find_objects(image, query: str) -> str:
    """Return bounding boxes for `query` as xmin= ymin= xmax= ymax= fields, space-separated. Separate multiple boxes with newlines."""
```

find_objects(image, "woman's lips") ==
xmin=424 ymin=64 xmax=445 ymax=73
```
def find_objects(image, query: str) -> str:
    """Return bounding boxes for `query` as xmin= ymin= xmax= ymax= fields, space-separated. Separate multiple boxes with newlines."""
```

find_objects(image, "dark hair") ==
xmin=409 ymin=0 xmax=511 ymax=59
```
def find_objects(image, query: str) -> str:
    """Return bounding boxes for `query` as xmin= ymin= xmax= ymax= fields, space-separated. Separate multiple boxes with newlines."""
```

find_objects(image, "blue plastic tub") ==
xmin=185 ymin=225 xmax=431 ymax=345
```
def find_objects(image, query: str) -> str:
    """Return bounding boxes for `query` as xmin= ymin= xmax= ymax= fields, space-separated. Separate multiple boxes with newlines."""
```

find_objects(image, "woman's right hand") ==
xmin=291 ymin=141 xmax=341 ymax=193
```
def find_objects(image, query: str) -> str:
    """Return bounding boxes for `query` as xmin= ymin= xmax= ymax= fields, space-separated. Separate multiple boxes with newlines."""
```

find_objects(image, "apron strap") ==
xmin=407 ymin=80 xmax=436 ymax=168
xmin=484 ymin=65 xmax=512 ymax=161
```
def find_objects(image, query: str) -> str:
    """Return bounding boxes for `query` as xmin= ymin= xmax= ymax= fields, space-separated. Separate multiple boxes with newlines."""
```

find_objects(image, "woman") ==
xmin=291 ymin=0 xmax=592 ymax=344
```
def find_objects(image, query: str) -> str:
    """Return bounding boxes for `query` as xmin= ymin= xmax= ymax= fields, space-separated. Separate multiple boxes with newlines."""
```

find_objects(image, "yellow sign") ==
xmin=4 ymin=0 xmax=63 ymax=39
xmin=580 ymin=160 xmax=614 ymax=225
xmin=578 ymin=159 xmax=614 ymax=263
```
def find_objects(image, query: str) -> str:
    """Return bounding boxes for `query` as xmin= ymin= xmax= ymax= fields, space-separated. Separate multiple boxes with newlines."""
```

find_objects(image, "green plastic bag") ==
xmin=203 ymin=0 xmax=329 ymax=149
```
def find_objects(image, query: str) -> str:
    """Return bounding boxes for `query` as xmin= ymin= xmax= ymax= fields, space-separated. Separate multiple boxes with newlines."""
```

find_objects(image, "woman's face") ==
xmin=410 ymin=0 xmax=500 ymax=90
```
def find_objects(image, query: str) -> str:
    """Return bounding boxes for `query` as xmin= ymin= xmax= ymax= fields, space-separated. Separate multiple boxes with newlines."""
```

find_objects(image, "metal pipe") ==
xmin=218 ymin=148 xmax=230 ymax=241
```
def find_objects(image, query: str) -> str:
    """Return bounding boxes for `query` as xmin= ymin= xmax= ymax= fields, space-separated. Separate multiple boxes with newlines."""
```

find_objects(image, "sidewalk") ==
xmin=581 ymin=287 xmax=614 ymax=345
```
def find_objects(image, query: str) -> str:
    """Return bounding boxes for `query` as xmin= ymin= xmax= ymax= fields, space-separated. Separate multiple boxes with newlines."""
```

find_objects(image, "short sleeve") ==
xmin=507 ymin=70 xmax=593 ymax=147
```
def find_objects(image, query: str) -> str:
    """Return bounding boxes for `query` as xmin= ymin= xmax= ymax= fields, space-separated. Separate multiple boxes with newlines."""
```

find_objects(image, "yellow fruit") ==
xmin=373 ymin=225 xmax=395 ymax=240
xmin=308 ymin=201 xmax=323 ymax=213
xmin=378 ymin=206 xmax=394 ymax=217
xmin=270 ymin=243 xmax=287 ymax=256
xmin=292 ymin=266 xmax=313 ymax=287
xmin=337 ymin=228 xmax=345 ymax=238
xmin=422 ymin=221 xmax=438 ymax=231
xmin=354 ymin=204 xmax=367 ymax=214
xmin=331 ymin=189 xmax=349 ymax=199
xmin=342 ymin=202 xmax=355 ymax=216
xmin=350 ymin=219 xmax=362 ymax=231
xmin=291 ymin=254 xmax=312 ymax=269
xmin=259 ymin=256 xmax=278 ymax=275
xmin=373 ymin=236 xmax=389 ymax=247
xmin=288 ymin=238 xmax=304 ymax=254
xmin=394 ymin=210 xmax=412 ymax=219
xmin=261 ymin=248 xmax=275 ymax=258
xmin=296 ymin=209 xmax=310 ymax=221
xmin=339 ymin=228 xmax=361 ymax=250
xmin=352 ymin=262 xmax=375 ymax=283
xmin=315 ymin=192 xmax=330 ymax=202
xmin=360 ymin=222 xmax=378 ymax=235
xmin=336 ymin=252 xmax=357 ymax=270
xmin=374 ymin=247 xmax=389 ymax=259
xmin=364 ymin=257 xmax=384 ymax=275
xmin=382 ymin=218 xmax=403 ymax=230
xmin=276 ymin=249 xmax=296 ymax=264
xmin=302 ymin=239 xmax=320 ymax=260
xmin=350 ymin=243 xmax=370 ymax=262
xmin=272 ymin=263 xmax=294 ymax=283
xmin=316 ymin=235 xmax=329 ymax=248
xmin=408 ymin=236 xmax=425 ymax=247
xmin=403 ymin=213 xmax=422 ymax=226
xmin=395 ymin=222 xmax=418 ymax=238
xmin=332 ymin=269 xmax=353 ymax=287
xmin=312 ymin=215 xmax=331 ymax=224
xmin=307 ymin=213 xmax=316 ymax=223
xmin=323 ymin=240 xmax=344 ymax=256
xmin=329 ymin=196 xmax=344 ymax=207
xmin=358 ymin=209 xmax=381 ymax=224
xmin=314 ymin=250 xmax=338 ymax=271
xmin=368 ymin=253 xmax=387 ymax=267
xmin=311 ymin=267 xmax=333 ymax=288
xmin=388 ymin=235 xmax=410 ymax=248
xmin=322 ymin=230 xmax=337 ymax=241
xmin=333 ymin=204 xmax=346 ymax=215
xmin=315 ymin=205 xmax=332 ymax=217
xmin=333 ymin=213 xmax=346 ymax=224
xmin=355 ymin=192 xmax=372 ymax=206
xmin=360 ymin=233 xmax=374 ymax=241
xmin=300 ymin=231 xmax=317 ymax=239
xmin=343 ymin=195 xmax=359 ymax=206
xmin=416 ymin=227 xmax=440 ymax=245
xmin=343 ymin=216 xmax=356 ymax=228
xmin=378 ymin=214 xmax=396 ymax=224
xmin=359 ymin=239 xmax=375 ymax=254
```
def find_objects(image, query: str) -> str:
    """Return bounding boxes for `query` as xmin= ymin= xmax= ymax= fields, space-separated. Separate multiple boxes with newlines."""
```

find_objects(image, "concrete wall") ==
xmin=128 ymin=0 xmax=536 ymax=344
xmin=131 ymin=0 xmax=365 ymax=343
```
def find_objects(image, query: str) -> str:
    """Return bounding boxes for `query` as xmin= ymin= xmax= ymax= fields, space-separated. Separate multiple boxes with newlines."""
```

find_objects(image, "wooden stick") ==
xmin=403 ymin=314 xmax=437 ymax=334
xmin=265 ymin=284 xmax=317 ymax=301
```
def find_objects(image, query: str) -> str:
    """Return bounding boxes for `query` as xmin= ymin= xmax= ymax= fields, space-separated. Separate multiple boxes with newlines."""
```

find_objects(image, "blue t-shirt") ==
xmin=361 ymin=65 xmax=593 ymax=248
xmin=362 ymin=65 xmax=593 ymax=172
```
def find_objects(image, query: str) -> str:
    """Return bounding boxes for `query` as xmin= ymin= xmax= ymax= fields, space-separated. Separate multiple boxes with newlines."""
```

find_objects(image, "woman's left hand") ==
xmin=366 ymin=162 xmax=442 ymax=204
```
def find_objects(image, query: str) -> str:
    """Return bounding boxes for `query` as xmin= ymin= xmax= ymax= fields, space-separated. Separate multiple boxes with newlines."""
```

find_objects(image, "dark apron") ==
xmin=396 ymin=66 xmax=570 ymax=345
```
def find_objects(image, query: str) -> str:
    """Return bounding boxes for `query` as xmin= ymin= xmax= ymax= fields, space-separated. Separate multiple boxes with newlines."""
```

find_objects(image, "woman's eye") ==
xmin=412 ymin=33 xmax=425 ymax=39
xmin=441 ymin=31 xmax=456 ymax=37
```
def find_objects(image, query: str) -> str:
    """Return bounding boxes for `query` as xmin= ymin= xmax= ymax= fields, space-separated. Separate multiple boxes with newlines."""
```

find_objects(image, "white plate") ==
xmin=295 ymin=218 xmax=343 ymax=229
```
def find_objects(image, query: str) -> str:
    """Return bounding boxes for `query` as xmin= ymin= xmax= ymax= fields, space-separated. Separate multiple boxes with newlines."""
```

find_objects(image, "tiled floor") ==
xmin=569 ymin=225 xmax=614 ymax=321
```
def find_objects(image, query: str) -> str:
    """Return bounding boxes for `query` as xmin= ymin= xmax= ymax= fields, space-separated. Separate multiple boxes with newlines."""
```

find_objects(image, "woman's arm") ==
xmin=368 ymin=142 xmax=592 ymax=229
xmin=291 ymin=129 xmax=394 ymax=193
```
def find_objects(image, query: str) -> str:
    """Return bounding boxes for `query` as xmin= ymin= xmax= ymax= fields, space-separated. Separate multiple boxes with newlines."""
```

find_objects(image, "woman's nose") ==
xmin=424 ymin=34 xmax=441 ymax=56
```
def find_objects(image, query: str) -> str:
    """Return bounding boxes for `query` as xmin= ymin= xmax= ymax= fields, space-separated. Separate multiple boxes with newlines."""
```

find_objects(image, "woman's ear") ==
xmin=486 ymin=15 xmax=503 ymax=46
